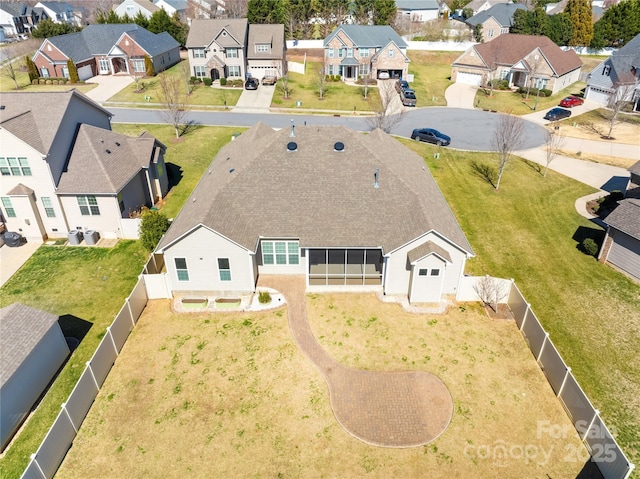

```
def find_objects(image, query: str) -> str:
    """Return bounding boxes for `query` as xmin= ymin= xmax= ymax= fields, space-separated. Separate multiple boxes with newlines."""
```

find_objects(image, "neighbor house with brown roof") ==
xmin=0 ymin=90 xmax=168 ymax=242
xmin=451 ymin=33 xmax=582 ymax=93
xmin=154 ymin=123 xmax=474 ymax=304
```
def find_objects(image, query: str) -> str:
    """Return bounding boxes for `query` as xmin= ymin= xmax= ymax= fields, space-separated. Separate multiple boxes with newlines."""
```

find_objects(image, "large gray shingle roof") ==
xmin=247 ymin=23 xmax=285 ymax=60
xmin=466 ymin=3 xmax=528 ymax=27
xmin=0 ymin=90 xmax=111 ymax=155
xmin=158 ymin=124 xmax=473 ymax=256
xmin=0 ymin=303 xmax=63 ymax=386
xmin=186 ymin=18 xmax=248 ymax=48
xmin=587 ymin=34 xmax=640 ymax=91
xmin=324 ymin=25 xmax=408 ymax=49
xmin=604 ymin=199 xmax=640 ymax=240
xmin=57 ymin=124 xmax=157 ymax=194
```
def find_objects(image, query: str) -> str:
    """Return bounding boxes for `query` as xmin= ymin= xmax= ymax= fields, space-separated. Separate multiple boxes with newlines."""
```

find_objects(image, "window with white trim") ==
xmin=418 ymin=268 xmax=428 ymax=276
xmin=256 ymin=44 xmax=270 ymax=53
xmin=99 ymin=58 xmax=110 ymax=73
xmin=488 ymin=29 xmax=494 ymax=37
xmin=0 ymin=157 xmax=31 ymax=176
xmin=262 ymin=241 xmax=299 ymax=265
xmin=228 ymin=65 xmax=240 ymax=77
xmin=193 ymin=48 xmax=205 ymax=58
xmin=338 ymin=48 xmax=344 ymax=58
xmin=358 ymin=63 xmax=369 ymax=76
xmin=41 ymin=197 xmax=55 ymax=217
xmin=62 ymin=66 xmax=69 ymax=78
xmin=226 ymin=48 xmax=238 ymax=58
xmin=132 ymin=59 xmax=145 ymax=73
xmin=328 ymin=48 xmax=334 ymax=58
xmin=359 ymin=48 xmax=369 ymax=58
xmin=1 ymin=197 xmax=16 ymax=218
xmin=175 ymin=258 xmax=189 ymax=281
xmin=218 ymin=258 xmax=231 ymax=281
xmin=430 ymin=269 xmax=440 ymax=276
xmin=77 ymin=195 xmax=100 ymax=216
xmin=41 ymin=67 xmax=49 ymax=77
xmin=388 ymin=49 xmax=394 ymax=57
xmin=194 ymin=65 xmax=206 ymax=77
xmin=347 ymin=48 xmax=353 ymax=57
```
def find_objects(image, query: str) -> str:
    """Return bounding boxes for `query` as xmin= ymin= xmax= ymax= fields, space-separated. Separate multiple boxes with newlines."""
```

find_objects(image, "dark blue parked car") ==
xmin=411 ymin=128 xmax=451 ymax=146
xmin=544 ymin=107 xmax=572 ymax=121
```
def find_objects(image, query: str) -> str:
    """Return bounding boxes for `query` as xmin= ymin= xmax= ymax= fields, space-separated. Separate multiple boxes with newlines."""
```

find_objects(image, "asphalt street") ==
xmin=108 ymin=106 xmax=549 ymax=152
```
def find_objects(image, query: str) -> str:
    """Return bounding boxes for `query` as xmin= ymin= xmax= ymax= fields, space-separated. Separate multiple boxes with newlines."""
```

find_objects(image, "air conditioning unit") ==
xmin=67 ymin=229 xmax=83 ymax=245
xmin=84 ymin=230 xmax=100 ymax=245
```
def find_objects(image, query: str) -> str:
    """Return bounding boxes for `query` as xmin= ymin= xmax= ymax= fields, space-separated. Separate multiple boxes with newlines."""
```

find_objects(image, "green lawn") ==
xmin=400 ymin=138 xmax=640 ymax=469
xmin=405 ymin=51 xmax=460 ymax=107
xmin=0 ymin=66 xmax=96 ymax=94
xmin=0 ymin=241 xmax=147 ymax=478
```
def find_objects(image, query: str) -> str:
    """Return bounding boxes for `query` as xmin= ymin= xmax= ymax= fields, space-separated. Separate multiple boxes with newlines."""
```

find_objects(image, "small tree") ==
xmin=139 ymin=208 xmax=170 ymax=252
xmin=279 ymin=73 xmax=293 ymax=99
xmin=67 ymin=58 xmax=79 ymax=83
xmin=491 ymin=113 xmax=525 ymax=190
xmin=181 ymin=61 xmax=193 ymax=95
xmin=474 ymin=275 xmax=508 ymax=313
xmin=128 ymin=57 xmax=146 ymax=92
xmin=366 ymin=79 xmax=405 ymax=133
xmin=0 ymin=49 xmax=21 ymax=89
xmin=158 ymin=73 xmax=189 ymax=138
xmin=543 ymin=129 xmax=566 ymax=177
xmin=604 ymin=83 xmax=636 ymax=139
xmin=316 ymin=67 xmax=328 ymax=100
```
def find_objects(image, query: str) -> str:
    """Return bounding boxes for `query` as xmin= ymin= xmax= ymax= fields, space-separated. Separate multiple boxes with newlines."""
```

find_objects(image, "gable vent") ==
xmin=287 ymin=141 xmax=297 ymax=152
xmin=334 ymin=141 xmax=344 ymax=152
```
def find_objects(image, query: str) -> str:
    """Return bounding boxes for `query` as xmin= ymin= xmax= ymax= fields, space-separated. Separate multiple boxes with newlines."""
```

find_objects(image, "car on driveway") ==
xmin=261 ymin=75 xmax=277 ymax=86
xmin=401 ymin=89 xmax=417 ymax=107
xmin=559 ymin=96 xmax=584 ymax=108
xmin=411 ymin=128 xmax=451 ymax=146
xmin=544 ymin=107 xmax=572 ymax=121
xmin=395 ymin=79 xmax=409 ymax=93
xmin=245 ymin=78 xmax=259 ymax=90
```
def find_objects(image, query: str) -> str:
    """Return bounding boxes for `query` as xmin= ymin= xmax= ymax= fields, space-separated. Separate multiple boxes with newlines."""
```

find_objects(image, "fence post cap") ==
xmin=61 ymin=402 xmax=66 ymax=408
xmin=594 ymin=409 xmax=600 ymax=415
xmin=86 ymin=361 xmax=91 ymax=366
xmin=545 ymin=332 xmax=550 ymax=337
xmin=30 ymin=453 xmax=37 ymax=459
xmin=566 ymin=366 xmax=571 ymax=371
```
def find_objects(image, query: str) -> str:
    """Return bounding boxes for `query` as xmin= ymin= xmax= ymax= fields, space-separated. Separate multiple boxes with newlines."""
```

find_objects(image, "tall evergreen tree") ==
xmin=565 ymin=0 xmax=593 ymax=46
xmin=31 ymin=19 xmax=80 ymax=38
xmin=247 ymin=0 xmax=288 ymax=25
xmin=591 ymin=0 xmax=640 ymax=47
xmin=546 ymin=12 xmax=573 ymax=45
xmin=372 ymin=0 xmax=396 ymax=25
xmin=134 ymin=11 xmax=149 ymax=29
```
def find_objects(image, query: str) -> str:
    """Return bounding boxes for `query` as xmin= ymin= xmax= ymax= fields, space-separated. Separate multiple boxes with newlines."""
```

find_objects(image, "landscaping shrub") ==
xmin=144 ymin=55 xmax=154 ymax=77
xmin=220 ymin=77 xmax=227 ymax=86
xmin=489 ymin=79 xmax=509 ymax=90
xmin=67 ymin=58 xmax=79 ymax=83
xmin=541 ymin=88 xmax=552 ymax=97
xmin=203 ymin=78 xmax=212 ymax=86
xmin=139 ymin=207 xmax=170 ymax=252
xmin=26 ymin=55 xmax=39 ymax=82
xmin=258 ymin=290 xmax=272 ymax=304
xmin=581 ymin=238 xmax=599 ymax=257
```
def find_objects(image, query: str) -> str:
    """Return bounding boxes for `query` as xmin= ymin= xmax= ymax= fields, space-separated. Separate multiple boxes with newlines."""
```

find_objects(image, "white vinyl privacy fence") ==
xmin=20 ymin=278 xmax=148 ymax=479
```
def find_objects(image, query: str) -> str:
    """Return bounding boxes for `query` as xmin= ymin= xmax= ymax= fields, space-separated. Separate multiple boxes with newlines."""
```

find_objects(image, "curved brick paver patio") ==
xmin=258 ymin=275 xmax=453 ymax=448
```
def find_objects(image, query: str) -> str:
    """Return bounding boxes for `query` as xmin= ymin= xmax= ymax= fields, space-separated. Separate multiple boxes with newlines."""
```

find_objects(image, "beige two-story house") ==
xmin=324 ymin=25 xmax=410 ymax=81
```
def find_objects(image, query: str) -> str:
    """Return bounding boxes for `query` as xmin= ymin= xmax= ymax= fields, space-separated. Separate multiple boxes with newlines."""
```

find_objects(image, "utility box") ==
xmin=84 ymin=230 xmax=100 ymax=245
xmin=67 ymin=230 xmax=83 ymax=245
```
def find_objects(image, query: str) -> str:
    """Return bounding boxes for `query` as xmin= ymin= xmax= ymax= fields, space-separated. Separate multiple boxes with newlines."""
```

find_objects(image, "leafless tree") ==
xmin=0 ymin=39 xmax=39 ymax=89
xmin=366 ymin=80 xmax=404 ymax=133
xmin=224 ymin=0 xmax=248 ymax=18
xmin=127 ymin=57 xmax=146 ymax=93
xmin=491 ymin=113 xmax=525 ymax=190
xmin=158 ymin=73 xmax=189 ymax=138
xmin=525 ymin=52 xmax=545 ymax=101
xmin=316 ymin=67 xmax=328 ymax=100
xmin=180 ymin=61 xmax=193 ymax=95
xmin=474 ymin=275 xmax=508 ymax=313
xmin=278 ymin=70 xmax=293 ymax=99
xmin=542 ymin=129 xmax=566 ymax=177
xmin=361 ymin=73 xmax=373 ymax=100
xmin=603 ymin=83 xmax=636 ymax=139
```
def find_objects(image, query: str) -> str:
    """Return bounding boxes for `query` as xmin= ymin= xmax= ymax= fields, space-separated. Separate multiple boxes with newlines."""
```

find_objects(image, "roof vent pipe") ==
xmin=290 ymin=119 xmax=295 ymax=137
xmin=374 ymin=168 xmax=380 ymax=189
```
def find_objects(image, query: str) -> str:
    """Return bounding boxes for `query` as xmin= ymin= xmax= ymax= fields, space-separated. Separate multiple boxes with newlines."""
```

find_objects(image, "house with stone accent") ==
xmin=464 ymin=3 xmax=528 ymax=42
xmin=154 ymin=123 xmax=474 ymax=304
xmin=451 ymin=34 xmax=582 ymax=93
xmin=0 ymin=91 xmax=169 ymax=242
xmin=32 ymin=23 xmax=179 ymax=81
xmin=323 ymin=25 xmax=410 ymax=81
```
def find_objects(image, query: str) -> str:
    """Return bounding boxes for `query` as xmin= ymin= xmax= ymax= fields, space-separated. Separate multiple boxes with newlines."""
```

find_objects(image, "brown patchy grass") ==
xmin=57 ymin=295 xmax=586 ymax=478
xmin=557 ymin=109 xmax=640 ymax=143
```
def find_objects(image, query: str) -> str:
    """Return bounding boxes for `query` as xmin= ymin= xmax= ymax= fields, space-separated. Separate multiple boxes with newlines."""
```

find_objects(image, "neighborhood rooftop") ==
xmin=465 ymin=2 xmax=528 ymax=27
xmin=157 ymin=123 xmax=473 ymax=256
xmin=323 ymin=25 xmax=408 ymax=48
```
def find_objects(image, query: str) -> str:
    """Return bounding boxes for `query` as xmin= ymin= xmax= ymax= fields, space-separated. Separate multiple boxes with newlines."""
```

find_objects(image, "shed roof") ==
xmin=604 ymin=199 xmax=640 ymax=240
xmin=158 ymin=124 xmax=473 ymax=256
xmin=0 ymin=304 xmax=62 ymax=386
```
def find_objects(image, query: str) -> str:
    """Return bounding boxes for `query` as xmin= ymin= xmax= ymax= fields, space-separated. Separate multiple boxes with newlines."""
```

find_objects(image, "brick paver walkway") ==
xmin=258 ymin=275 xmax=453 ymax=448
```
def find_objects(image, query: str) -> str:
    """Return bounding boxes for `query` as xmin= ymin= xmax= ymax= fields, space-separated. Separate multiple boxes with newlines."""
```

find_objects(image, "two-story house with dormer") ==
xmin=0 ymin=91 xmax=169 ymax=242
xmin=323 ymin=25 xmax=410 ymax=81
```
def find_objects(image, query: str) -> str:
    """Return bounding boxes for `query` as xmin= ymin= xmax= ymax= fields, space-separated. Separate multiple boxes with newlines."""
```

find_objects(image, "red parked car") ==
xmin=559 ymin=96 xmax=584 ymax=108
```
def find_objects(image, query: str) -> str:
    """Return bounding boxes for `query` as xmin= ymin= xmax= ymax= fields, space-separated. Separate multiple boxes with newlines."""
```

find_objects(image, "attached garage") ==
xmin=601 ymin=199 xmax=640 ymax=281
xmin=585 ymin=86 xmax=611 ymax=105
xmin=0 ymin=304 xmax=70 ymax=452
xmin=456 ymin=71 xmax=483 ymax=86
xmin=77 ymin=65 xmax=93 ymax=81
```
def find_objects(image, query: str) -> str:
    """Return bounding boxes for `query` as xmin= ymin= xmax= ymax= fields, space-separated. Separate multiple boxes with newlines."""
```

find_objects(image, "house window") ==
xmin=226 ymin=48 xmax=238 ymax=58
xmin=218 ymin=258 xmax=231 ymax=281
xmin=603 ymin=65 xmax=611 ymax=76
xmin=430 ymin=269 xmax=440 ymax=276
xmin=175 ymin=258 xmax=189 ymax=281
xmin=488 ymin=29 xmax=494 ymax=37
xmin=418 ymin=268 xmax=428 ymax=276
xmin=193 ymin=48 xmax=205 ymax=58
xmin=347 ymin=48 xmax=353 ymax=57
xmin=228 ymin=65 xmax=240 ymax=77
xmin=328 ymin=64 xmax=334 ymax=76
xmin=359 ymin=48 xmax=369 ymax=58
xmin=499 ymin=70 xmax=509 ymax=80
xmin=41 ymin=67 xmax=49 ymax=77
xmin=132 ymin=59 xmax=145 ymax=73
xmin=194 ymin=65 xmax=206 ymax=77
xmin=256 ymin=44 xmax=270 ymax=53
xmin=0 ymin=158 xmax=31 ymax=176
xmin=41 ymin=197 xmax=55 ymax=217
xmin=77 ymin=195 xmax=100 ymax=215
xmin=62 ymin=66 xmax=69 ymax=78
xmin=328 ymin=48 xmax=334 ymax=58
xmin=534 ymin=78 xmax=548 ymax=89
xmin=262 ymin=241 xmax=299 ymax=265
xmin=358 ymin=63 xmax=369 ymax=76
xmin=99 ymin=58 xmax=110 ymax=73
xmin=1 ymin=197 xmax=16 ymax=218
xmin=338 ymin=48 xmax=344 ymax=58
xmin=388 ymin=49 xmax=394 ymax=57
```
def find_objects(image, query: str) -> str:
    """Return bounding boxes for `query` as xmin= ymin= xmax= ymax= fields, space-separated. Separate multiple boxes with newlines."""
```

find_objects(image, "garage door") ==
xmin=585 ymin=86 xmax=610 ymax=105
xmin=456 ymin=71 xmax=482 ymax=86
xmin=77 ymin=65 xmax=93 ymax=81
xmin=607 ymin=230 xmax=640 ymax=280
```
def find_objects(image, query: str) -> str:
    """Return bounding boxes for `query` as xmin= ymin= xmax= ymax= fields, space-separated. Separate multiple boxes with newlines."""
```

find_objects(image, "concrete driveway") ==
xmin=521 ymin=98 xmax=603 ymax=126
xmin=0 ymin=241 xmax=41 ymax=287
xmin=232 ymin=83 xmax=275 ymax=113
xmin=84 ymin=75 xmax=134 ymax=103
xmin=444 ymin=83 xmax=478 ymax=109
